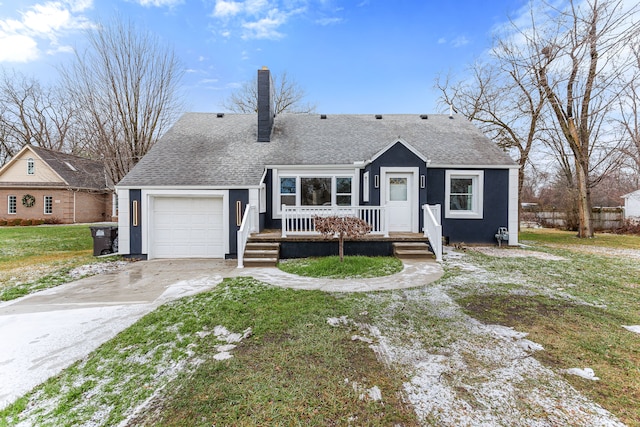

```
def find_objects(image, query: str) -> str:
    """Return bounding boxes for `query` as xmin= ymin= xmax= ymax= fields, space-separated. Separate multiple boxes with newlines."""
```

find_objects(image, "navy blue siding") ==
xmin=427 ymin=168 xmax=509 ymax=243
xmin=280 ymin=241 xmax=393 ymax=258
xmin=228 ymin=189 xmax=249 ymax=257
xmin=129 ymin=189 xmax=143 ymax=257
xmin=367 ymin=142 xmax=428 ymax=231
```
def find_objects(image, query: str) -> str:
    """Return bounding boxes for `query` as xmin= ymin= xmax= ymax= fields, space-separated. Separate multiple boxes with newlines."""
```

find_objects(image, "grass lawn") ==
xmin=455 ymin=228 xmax=640 ymax=425
xmin=0 ymin=225 xmax=113 ymax=300
xmin=520 ymin=227 xmax=640 ymax=249
xmin=278 ymin=255 xmax=403 ymax=279
xmin=1 ymin=226 xmax=640 ymax=425
xmin=1 ymin=278 xmax=419 ymax=426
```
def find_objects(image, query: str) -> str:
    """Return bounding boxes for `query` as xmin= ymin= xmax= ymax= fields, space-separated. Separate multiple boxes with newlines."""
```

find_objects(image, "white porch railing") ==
xmin=423 ymin=204 xmax=443 ymax=262
xmin=237 ymin=204 xmax=258 ymax=268
xmin=281 ymin=205 xmax=388 ymax=237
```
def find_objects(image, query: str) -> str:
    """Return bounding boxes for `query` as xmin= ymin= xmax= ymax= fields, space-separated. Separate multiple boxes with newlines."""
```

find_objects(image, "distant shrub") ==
xmin=0 ymin=220 xmax=7 ymax=226
xmin=44 ymin=217 xmax=63 ymax=225
xmin=33 ymin=219 xmax=45 ymax=225
xmin=21 ymin=219 xmax=33 ymax=226
xmin=10 ymin=219 xmax=22 ymax=226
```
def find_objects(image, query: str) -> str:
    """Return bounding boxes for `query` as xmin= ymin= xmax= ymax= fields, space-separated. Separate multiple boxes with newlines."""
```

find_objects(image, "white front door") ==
xmin=385 ymin=172 xmax=415 ymax=232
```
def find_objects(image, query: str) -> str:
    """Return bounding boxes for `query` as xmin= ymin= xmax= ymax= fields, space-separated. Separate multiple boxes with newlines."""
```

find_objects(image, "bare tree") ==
xmin=436 ymin=59 xmax=545 ymax=228
xmin=0 ymin=69 xmax=79 ymax=164
xmin=313 ymin=215 xmax=372 ymax=262
xmin=223 ymin=71 xmax=315 ymax=114
xmin=514 ymin=0 xmax=640 ymax=237
xmin=618 ymin=42 xmax=640 ymax=175
xmin=60 ymin=17 xmax=183 ymax=183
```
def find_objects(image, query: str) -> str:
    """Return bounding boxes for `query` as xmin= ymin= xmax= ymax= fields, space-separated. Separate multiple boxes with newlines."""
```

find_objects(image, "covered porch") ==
xmin=237 ymin=204 xmax=443 ymax=267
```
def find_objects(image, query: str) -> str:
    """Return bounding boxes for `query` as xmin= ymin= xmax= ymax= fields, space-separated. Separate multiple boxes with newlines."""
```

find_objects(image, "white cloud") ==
xmin=437 ymin=37 xmax=446 ymax=44
xmin=0 ymin=0 xmax=93 ymax=63
xmin=211 ymin=1 xmax=304 ymax=40
xmin=214 ymin=0 xmax=244 ymax=17
xmin=451 ymin=36 xmax=469 ymax=47
xmin=0 ymin=34 xmax=39 ymax=62
xmin=135 ymin=0 xmax=184 ymax=6
xmin=22 ymin=3 xmax=72 ymax=34
xmin=315 ymin=17 xmax=342 ymax=26
xmin=242 ymin=8 xmax=288 ymax=39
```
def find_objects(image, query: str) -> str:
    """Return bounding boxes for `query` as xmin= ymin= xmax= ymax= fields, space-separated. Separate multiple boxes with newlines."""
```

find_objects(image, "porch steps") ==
xmin=243 ymin=242 xmax=280 ymax=267
xmin=393 ymin=242 xmax=434 ymax=260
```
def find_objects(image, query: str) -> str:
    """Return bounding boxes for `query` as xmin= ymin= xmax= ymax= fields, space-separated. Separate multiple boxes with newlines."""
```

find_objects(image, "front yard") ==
xmin=0 ymin=225 xmax=122 ymax=301
xmin=1 ymin=227 xmax=639 ymax=426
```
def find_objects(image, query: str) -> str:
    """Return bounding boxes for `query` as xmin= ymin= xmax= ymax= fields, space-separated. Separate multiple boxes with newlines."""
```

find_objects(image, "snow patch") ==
xmin=210 ymin=326 xmax=252 ymax=360
xmin=327 ymin=316 xmax=349 ymax=327
xmin=622 ymin=325 xmax=640 ymax=334
xmin=564 ymin=368 xmax=600 ymax=381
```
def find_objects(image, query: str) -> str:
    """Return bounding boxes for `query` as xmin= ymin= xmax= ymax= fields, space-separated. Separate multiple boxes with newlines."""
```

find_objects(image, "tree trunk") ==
xmin=575 ymin=159 xmax=593 ymax=238
xmin=338 ymin=232 xmax=344 ymax=262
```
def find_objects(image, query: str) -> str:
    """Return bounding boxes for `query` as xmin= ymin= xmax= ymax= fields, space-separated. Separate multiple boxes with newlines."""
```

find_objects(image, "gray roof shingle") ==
xmin=29 ymin=145 xmax=111 ymax=190
xmin=118 ymin=113 xmax=516 ymax=187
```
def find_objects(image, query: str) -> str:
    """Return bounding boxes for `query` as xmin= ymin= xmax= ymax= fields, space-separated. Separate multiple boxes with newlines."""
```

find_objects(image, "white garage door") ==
xmin=151 ymin=197 xmax=224 ymax=258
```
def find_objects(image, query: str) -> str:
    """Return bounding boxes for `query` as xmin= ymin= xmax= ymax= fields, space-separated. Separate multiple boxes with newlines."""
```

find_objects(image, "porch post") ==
xmin=281 ymin=204 xmax=287 ymax=238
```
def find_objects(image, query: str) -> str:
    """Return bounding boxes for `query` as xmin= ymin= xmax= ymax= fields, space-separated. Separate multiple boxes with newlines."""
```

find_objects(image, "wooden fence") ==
xmin=521 ymin=207 xmax=624 ymax=230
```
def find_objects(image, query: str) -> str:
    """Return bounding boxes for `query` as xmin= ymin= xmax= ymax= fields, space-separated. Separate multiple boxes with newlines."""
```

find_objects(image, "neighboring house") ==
xmin=0 ymin=145 xmax=114 ymax=224
xmin=622 ymin=190 xmax=640 ymax=220
xmin=117 ymin=68 xmax=519 ymax=262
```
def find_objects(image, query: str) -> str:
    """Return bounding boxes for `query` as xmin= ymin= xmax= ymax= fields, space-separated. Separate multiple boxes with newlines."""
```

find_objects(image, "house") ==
xmin=622 ymin=190 xmax=640 ymax=221
xmin=0 ymin=145 xmax=114 ymax=224
xmin=116 ymin=68 xmax=519 ymax=263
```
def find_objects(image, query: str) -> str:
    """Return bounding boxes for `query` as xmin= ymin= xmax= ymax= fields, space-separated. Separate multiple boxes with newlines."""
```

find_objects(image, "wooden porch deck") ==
xmin=248 ymin=229 xmax=429 ymax=243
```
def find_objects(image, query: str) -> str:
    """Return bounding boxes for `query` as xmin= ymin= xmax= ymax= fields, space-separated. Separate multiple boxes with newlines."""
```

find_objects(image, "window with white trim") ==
xmin=44 ymin=196 xmax=53 ymax=214
xmin=27 ymin=158 xmax=35 ymax=175
xmin=336 ymin=177 xmax=352 ymax=206
xmin=445 ymin=170 xmax=484 ymax=219
xmin=276 ymin=174 xmax=355 ymax=213
xmin=8 ymin=195 xmax=16 ymax=214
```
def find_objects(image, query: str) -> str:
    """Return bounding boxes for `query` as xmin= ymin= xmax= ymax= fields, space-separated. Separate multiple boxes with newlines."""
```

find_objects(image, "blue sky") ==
xmin=0 ymin=0 xmax=528 ymax=114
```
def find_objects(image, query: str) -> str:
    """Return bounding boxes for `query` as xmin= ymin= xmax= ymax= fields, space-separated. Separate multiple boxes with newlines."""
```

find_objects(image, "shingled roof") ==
xmin=118 ymin=113 xmax=517 ymax=188
xmin=27 ymin=145 xmax=111 ymax=190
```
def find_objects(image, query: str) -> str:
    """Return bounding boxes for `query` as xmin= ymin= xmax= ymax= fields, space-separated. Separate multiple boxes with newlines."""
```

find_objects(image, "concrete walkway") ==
xmin=0 ymin=258 xmax=442 ymax=409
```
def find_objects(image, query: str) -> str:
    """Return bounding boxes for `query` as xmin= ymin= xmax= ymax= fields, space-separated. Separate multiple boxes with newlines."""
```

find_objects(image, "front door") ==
xmin=386 ymin=172 xmax=414 ymax=232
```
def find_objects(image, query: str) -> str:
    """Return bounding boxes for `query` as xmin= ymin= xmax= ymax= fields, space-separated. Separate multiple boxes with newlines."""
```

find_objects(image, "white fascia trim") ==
xmin=116 ymin=185 xmax=261 ymax=190
xmin=369 ymin=138 xmax=428 ymax=164
xmin=266 ymin=164 xmax=363 ymax=171
xmin=429 ymin=163 xmax=519 ymax=170
xmin=508 ymin=168 xmax=519 ymax=245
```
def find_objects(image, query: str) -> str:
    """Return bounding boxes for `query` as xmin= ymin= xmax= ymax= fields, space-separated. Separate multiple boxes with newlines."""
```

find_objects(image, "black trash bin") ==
xmin=90 ymin=226 xmax=118 ymax=256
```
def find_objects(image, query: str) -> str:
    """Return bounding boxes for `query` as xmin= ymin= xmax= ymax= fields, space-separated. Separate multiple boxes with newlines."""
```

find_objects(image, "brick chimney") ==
xmin=257 ymin=67 xmax=273 ymax=142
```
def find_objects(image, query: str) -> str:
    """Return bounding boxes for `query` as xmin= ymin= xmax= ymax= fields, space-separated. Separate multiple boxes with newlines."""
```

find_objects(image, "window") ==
xmin=8 ymin=196 xmax=16 ymax=214
xmin=44 ymin=196 xmax=53 ymax=214
xmin=389 ymin=177 xmax=408 ymax=201
xmin=301 ymin=177 xmax=331 ymax=206
xmin=27 ymin=158 xmax=35 ymax=175
xmin=445 ymin=170 xmax=484 ymax=219
xmin=275 ymin=173 xmax=355 ymax=214
xmin=336 ymin=177 xmax=352 ymax=206
xmin=280 ymin=177 xmax=296 ymax=207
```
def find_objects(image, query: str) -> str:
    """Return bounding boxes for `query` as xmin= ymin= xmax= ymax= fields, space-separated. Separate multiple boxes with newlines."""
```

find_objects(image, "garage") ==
xmin=150 ymin=197 xmax=224 ymax=258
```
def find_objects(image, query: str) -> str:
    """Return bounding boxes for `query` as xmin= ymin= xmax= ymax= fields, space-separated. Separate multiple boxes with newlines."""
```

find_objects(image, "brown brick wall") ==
xmin=0 ymin=188 xmax=113 ymax=223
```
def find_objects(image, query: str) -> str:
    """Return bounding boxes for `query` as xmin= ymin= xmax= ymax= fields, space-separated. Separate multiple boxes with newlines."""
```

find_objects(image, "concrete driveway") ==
xmin=0 ymin=258 xmax=442 ymax=409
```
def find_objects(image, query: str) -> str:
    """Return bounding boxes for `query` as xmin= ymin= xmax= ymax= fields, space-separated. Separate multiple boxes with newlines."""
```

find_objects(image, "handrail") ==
xmin=237 ymin=204 xmax=256 ymax=268
xmin=423 ymin=204 xmax=443 ymax=262
xmin=281 ymin=205 xmax=387 ymax=237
